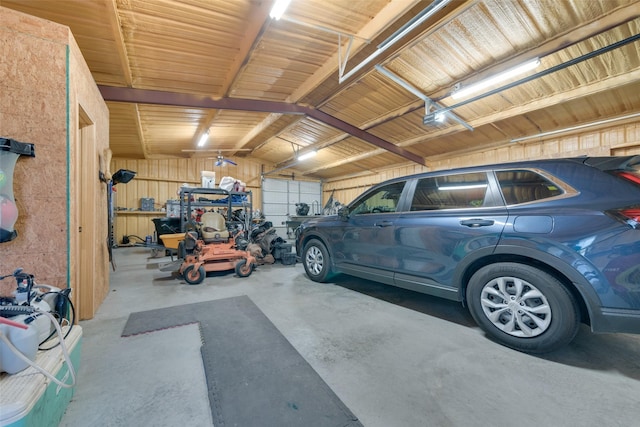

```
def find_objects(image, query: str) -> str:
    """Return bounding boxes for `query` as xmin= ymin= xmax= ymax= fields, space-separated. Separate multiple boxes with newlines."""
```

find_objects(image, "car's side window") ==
xmin=411 ymin=172 xmax=491 ymax=211
xmin=495 ymin=170 xmax=563 ymax=205
xmin=350 ymin=181 xmax=405 ymax=215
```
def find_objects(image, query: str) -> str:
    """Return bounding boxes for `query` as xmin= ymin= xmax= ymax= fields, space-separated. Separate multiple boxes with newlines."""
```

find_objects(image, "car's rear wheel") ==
xmin=466 ymin=262 xmax=579 ymax=353
xmin=302 ymin=239 xmax=334 ymax=282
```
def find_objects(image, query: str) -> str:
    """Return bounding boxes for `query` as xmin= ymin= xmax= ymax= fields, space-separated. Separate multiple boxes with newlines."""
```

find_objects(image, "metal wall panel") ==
xmin=262 ymin=178 xmax=322 ymax=239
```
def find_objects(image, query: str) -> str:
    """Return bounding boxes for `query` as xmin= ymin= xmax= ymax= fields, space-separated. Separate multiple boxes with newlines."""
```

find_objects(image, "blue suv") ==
xmin=296 ymin=156 xmax=640 ymax=353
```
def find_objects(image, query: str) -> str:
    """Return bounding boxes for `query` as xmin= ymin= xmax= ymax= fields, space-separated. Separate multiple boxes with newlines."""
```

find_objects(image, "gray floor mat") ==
xmin=122 ymin=295 xmax=362 ymax=427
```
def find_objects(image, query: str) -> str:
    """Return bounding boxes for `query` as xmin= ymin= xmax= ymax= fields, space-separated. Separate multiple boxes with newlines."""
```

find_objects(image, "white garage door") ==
xmin=262 ymin=178 xmax=322 ymax=240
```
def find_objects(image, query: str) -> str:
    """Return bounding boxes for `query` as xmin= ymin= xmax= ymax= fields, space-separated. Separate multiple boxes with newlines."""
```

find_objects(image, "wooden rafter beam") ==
xmin=238 ymin=0 xmax=422 ymax=154
xmin=106 ymin=0 xmax=132 ymax=86
xmin=192 ymin=1 xmax=273 ymax=150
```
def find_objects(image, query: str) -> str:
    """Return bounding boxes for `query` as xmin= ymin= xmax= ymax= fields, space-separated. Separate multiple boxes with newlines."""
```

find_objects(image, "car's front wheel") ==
xmin=302 ymin=239 xmax=334 ymax=282
xmin=466 ymin=262 xmax=580 ymax=353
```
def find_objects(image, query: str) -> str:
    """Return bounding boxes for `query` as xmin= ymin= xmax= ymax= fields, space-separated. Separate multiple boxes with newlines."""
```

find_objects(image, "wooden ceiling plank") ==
xmin=429 ymin=2 xmax=640 ymax=100
xmin=461 ymin=69 xmax=640 ymax=131
xmin=303 ymin=148 xmax=389 ymax=175
xmin=192 ymin=1 xmax=273 ymax=149
xmin=250 ymin=116 xmax=307 ymax=154
xmin=237 ymin=113 xmax=284 ymax=147
xmin=289 ymin=0 xmax=422 ymax=103
xmin=240 ymin=0 xmax=422 ymax=160
xmin=304 ymin=67 xmax=640 ymax=175
xmin=318 ymin=0 xmax=472 ymax=105
xmin=107 ymin=0 xmax=132 ymax=86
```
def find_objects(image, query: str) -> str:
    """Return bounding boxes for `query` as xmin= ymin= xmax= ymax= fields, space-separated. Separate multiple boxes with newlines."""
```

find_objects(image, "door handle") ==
xmin=460 ymin=219 xmax=494 ymax=227
xmin=374 ymin=221 xmax=393 ymax=227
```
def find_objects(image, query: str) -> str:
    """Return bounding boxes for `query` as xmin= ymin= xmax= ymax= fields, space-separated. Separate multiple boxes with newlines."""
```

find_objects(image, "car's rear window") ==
xmin=411 ymin=172 xmax=493 ymax=211
xmin=495 ymin=170 xmax=563 ymax=205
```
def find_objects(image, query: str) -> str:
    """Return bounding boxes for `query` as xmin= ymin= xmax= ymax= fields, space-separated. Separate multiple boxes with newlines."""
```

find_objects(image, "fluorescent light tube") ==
xmin=197 ymin=132 xmax=209 ymax=147
xmin=452 ymin=58 xmax=540 ymax=100
xmin=270 ymin=0 xmax=291 ymax=20
xmin=298 ymin=150 xmax=317 ymax=161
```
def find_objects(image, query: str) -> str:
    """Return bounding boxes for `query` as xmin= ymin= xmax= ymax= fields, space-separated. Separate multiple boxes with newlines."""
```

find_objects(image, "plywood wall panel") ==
xmin=1 ymin=11 xmax=68 ymax=298
xmin=1 ymin=8 xmax=110 ymax=319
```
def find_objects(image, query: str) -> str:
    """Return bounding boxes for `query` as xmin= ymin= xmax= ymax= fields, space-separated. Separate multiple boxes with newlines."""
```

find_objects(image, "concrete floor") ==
xmin=60 ymin=247 xmax=640 ymax=427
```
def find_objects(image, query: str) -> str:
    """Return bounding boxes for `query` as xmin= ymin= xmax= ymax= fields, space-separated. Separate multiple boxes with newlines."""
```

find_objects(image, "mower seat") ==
xmin=200 ymin=212 xmax=229 ymax=243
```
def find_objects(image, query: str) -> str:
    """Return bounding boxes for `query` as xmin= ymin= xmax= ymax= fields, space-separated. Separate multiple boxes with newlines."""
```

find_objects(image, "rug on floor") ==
xmin=122 ymin=295 xmax=362 ymax=427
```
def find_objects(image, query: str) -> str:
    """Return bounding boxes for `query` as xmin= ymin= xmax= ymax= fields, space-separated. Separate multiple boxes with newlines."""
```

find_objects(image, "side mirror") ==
xmin=338 ymin=207 xmax=349 ymax=220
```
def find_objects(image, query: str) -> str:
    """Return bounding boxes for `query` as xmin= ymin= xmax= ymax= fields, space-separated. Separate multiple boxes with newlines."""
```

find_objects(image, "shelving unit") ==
xmin=179 ymin=187 xmax=253 ymax=232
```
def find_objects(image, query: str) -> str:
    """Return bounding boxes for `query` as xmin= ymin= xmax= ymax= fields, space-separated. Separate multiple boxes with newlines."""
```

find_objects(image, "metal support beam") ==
xmin=98 ymin=86 xmax=426 ymax=166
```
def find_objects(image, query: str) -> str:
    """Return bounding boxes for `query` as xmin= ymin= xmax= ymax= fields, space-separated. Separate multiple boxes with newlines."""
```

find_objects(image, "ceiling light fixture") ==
xmin=424 ymin=106 xmax=447 ymax=126
xmin=270 ymin=0 xmax=291 ymax=20
xmin=452 ymin=58 xmax=540 ymax=100
xmin=298 ymin=150 xmax=317 ymax=161
xmin=197 ymin=132 xmax=209 ymax=147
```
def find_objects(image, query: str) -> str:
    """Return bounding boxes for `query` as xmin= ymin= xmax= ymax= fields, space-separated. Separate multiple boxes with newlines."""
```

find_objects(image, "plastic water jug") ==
xmin=0 ymin=319 xmax=38 ymax=374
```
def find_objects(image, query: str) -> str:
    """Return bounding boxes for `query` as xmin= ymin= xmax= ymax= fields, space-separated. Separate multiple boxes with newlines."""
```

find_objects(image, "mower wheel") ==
xmin=183 ymin=264 xmax=205 ymax=285
xmin=235 ymin=259 xmax=254 ymax=277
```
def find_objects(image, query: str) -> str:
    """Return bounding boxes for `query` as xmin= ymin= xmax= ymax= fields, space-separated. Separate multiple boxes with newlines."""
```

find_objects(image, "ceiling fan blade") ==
xmin=224 ymin=159 xmax=237 ymax=166
xmin=215 ymin=160 xmax=223 ymax=167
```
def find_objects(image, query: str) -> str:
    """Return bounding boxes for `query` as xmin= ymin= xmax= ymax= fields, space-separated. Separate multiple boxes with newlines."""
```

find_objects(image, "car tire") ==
xmin=466 ymin=262 xmax=580 ymax=353
xmin=302 ymin=239 xmax=334 ymax=282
